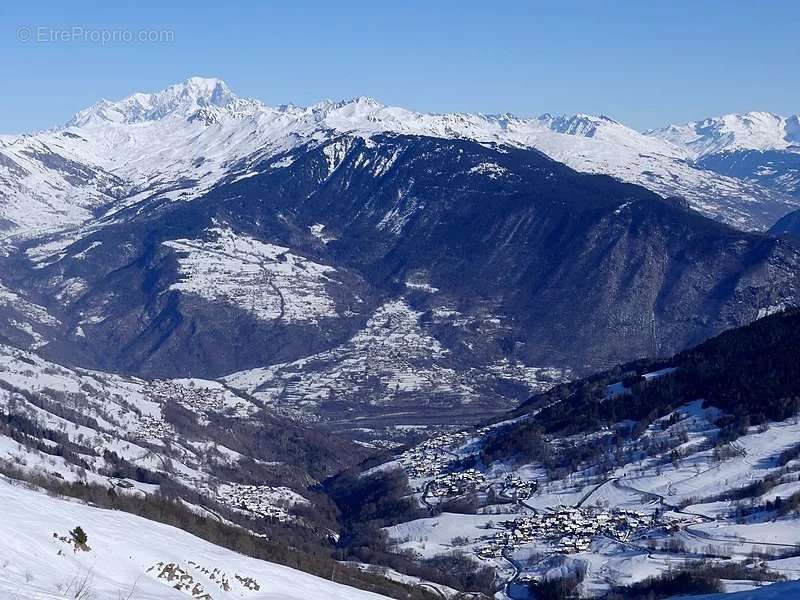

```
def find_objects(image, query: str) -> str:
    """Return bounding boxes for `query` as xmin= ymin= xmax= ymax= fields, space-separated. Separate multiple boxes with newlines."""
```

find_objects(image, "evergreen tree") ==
xmin=70 ymin=526 xmax=88 ymax=547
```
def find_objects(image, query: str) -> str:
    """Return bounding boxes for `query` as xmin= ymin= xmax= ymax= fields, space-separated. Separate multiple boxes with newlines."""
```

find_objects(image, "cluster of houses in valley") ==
xmin=399 ymin=431 xmax=471 ymax=478
xmin=502 ymin=474 xmax=536 ymax=500
xmin=366 ymin=437 xmax=405 ymax=450
xmin=399 ymin=427 xmax=493 ymax=479
xmin=476 ymin=506 xmax=660 ymax=558
xmin=148 ymin=380 xmax=251 ymax=418
xmin=132 ymin=413 xmax=175 ymax=441
xmin=131 ymin=380 xmax=254 ymax=442
xmin=400 ymin=447 xmax=454 ymax=479
xmin=211 ymin=483 xmax=306 ymax=522
xmin=428 ymin=468 xmax=487 ymax=497
xmin=398 ymin=428 xmax=544 ymax=503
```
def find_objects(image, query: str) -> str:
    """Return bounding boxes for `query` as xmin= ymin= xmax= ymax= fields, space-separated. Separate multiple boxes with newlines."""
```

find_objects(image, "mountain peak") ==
xmin=537 ymin=112 xmax=623 ymax=138
xmin=67 ymin=76 xmax=239 ymax=127
xmin=182 ymin=76 xmax=231 ymax=94
xmin=345 ymin=95 xmax=384 ymax=107
xmin=309 ymin=96 xmax=386 ymax=114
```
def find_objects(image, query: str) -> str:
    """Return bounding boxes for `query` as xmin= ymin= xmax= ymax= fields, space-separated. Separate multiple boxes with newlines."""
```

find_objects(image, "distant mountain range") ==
xmin=649 ymin=111 xmax=800 ymax=201
xmin=1 ymin=78 xmax=798 ymax=247
xmin=648 ymin=111 xmax=800 ymax=158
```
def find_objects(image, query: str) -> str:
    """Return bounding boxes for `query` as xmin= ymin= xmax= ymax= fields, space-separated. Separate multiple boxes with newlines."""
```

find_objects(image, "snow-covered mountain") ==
xmin=524 ymin=113 xmax=800 ymax=230
xmin=12 ymin=128 xmax=799 ymax=394
xmin=648 ymin=111 xmax=800 ymax=158
xmin=68 ymin=76 xmax=240 ymax=125
xmin=647 ymin=112 xmax=800 ymax=201
xmin=2 ymin=79 xmax=799 ymax=414
xmin=1 ymin=77 xmax=797 ymax=245
xmin=0 ymin=135 xmax=123 ymax=252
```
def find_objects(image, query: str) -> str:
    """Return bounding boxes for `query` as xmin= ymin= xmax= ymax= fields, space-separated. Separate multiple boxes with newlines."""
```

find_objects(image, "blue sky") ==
xmin=1 ymin=1 xmax=797 ymax=133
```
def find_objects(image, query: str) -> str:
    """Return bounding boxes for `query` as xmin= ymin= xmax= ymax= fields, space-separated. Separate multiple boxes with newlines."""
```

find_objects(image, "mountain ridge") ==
xmin=1 ymin=77 xmax=797 ymax=249
xmin=647 ymin=110 xmax=800 ymax=158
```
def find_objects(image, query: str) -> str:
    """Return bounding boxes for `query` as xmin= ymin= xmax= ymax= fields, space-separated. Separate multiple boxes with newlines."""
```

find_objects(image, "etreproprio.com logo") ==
xmin=17 ymin=26 xmax=175 ymax=44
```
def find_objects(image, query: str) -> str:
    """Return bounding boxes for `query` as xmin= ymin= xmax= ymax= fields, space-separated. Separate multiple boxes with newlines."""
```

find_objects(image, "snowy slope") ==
xmin=648 ymin=112 xmax=800 ymax=202
xmin=0 ymin=340 xmax=359 ymax=523
xmin=0 ymin=135 xmax=122 ymax=251
xmin=364 ymin=312 xmax=800 ymax=597
xmin=163 ymin=227 xmax=341 ymax=324
xmin=378 ymin=399 xmax=800 ymax=597
xmin=0 ymin=279 xmax=61 ymax=349
xmin=0 ymin=476 xmax=388 ymax=600
xmin=521 ymin=114 xmax=799 ymax=229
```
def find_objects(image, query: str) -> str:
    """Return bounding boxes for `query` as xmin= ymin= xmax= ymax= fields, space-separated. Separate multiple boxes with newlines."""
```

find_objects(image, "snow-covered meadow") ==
xmin=164 ymin=227 xmax=341 ymax=324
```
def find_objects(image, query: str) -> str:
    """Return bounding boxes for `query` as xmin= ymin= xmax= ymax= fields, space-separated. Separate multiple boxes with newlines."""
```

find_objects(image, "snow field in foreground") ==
xmin=0 ymin=476 xmax=388 ymax=600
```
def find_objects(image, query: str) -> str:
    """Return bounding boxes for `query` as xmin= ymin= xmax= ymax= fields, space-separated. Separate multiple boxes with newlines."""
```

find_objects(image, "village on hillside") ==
xmin=476 ymin=506 xmax=666 ymax=558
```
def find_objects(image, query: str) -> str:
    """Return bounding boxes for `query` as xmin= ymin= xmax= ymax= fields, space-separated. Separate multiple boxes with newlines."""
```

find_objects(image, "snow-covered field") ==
xmin=0 ymin=476 xmax=388 ymax=600
xmin=164 ymin=227 xmax=341 ymax=324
